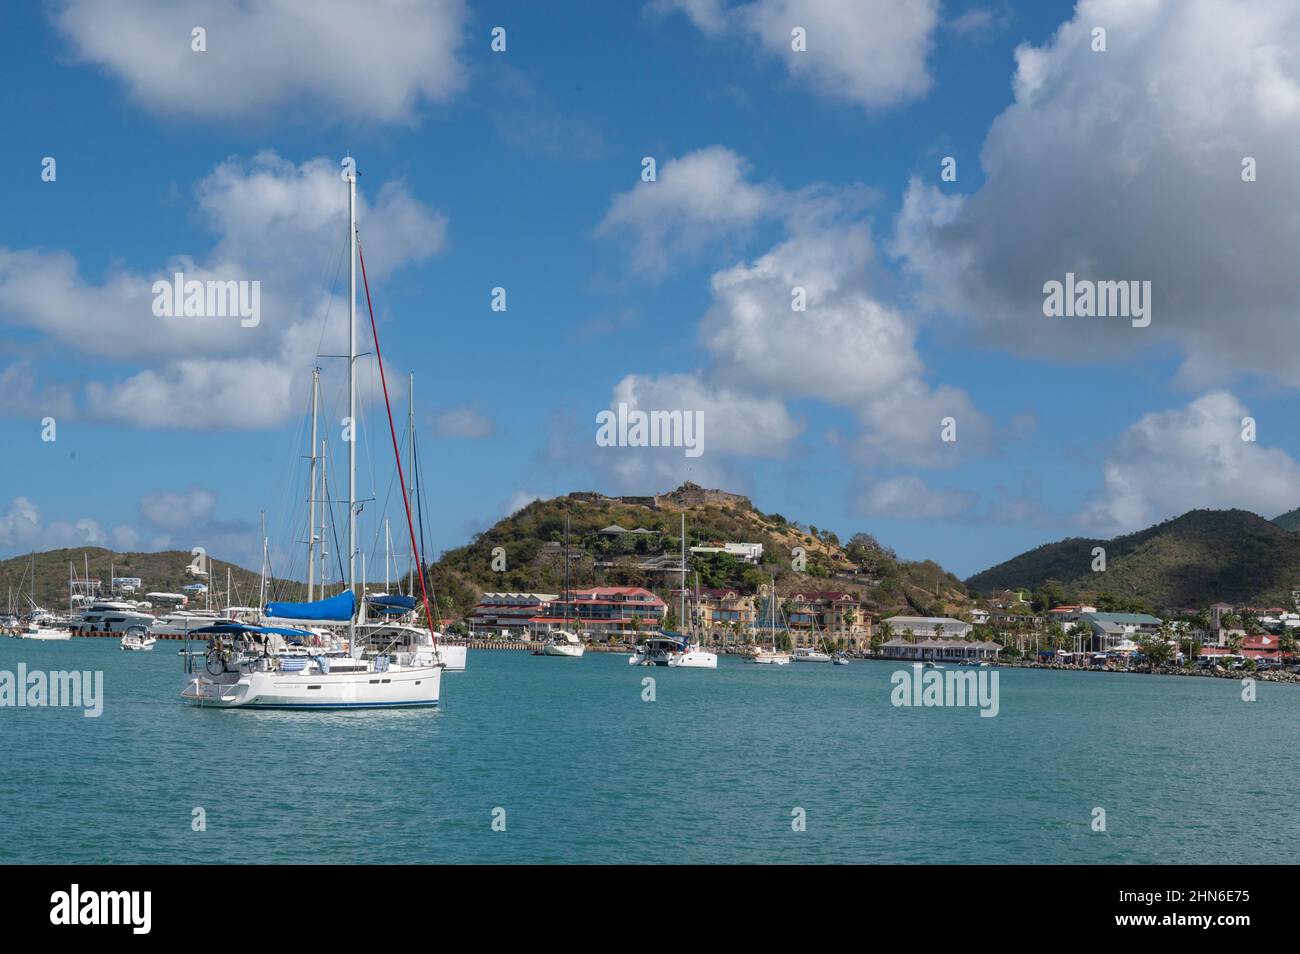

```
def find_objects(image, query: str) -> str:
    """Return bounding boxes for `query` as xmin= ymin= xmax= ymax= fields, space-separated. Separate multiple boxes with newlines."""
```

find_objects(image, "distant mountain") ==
xmin=1272 ymin=507 xmax=1300 ymax=532
xmin=0 ymin=547 xmax=283 ymax=614
xmin=426 ymin=482 xmax=971 ymax=619
xmin=966 ymin=509 xmax=1300 ymax=608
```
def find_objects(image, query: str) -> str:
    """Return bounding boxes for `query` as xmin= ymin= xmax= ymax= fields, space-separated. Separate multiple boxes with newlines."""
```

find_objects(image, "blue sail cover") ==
xmin=366 ymin=594 xmax=417 ymax=615
xmin=264 ymin=590 xmax=356 ymax=622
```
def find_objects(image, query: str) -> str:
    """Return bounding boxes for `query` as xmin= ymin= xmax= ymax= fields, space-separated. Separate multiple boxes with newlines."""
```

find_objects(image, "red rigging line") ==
xmin=356 ymin=233 xmax=436 ymax=640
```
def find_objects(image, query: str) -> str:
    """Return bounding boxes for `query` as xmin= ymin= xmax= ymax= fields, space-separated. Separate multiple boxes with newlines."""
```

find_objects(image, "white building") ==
xmin=882 ymin=615 xmax=973 ymax=639
xmin=689 ymin=542 xmax=764 ymax=564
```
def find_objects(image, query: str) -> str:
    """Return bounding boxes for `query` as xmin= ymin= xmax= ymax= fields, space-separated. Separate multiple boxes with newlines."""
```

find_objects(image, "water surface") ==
xmin=1 ymin=639 xmax=1294 ymax=863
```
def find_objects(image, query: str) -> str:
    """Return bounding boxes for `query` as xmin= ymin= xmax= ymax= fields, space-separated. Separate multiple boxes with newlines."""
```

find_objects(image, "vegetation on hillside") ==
xmin=426 ymin=489 xmax=969 ymax=619
xmin=965 ymin=509 xmax=1300 ymax=608
xmin=0 ymin=547 xmax=294 ymax=613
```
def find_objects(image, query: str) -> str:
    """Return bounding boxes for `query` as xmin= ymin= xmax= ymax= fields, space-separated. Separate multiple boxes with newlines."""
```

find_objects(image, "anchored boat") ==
xmin=180 ymin=598 xmax=442 ymax=709
xmin=629 ymin=514 xmax=717 ymax=669
xmin=179 ymin=158 xmax=447 ymax=709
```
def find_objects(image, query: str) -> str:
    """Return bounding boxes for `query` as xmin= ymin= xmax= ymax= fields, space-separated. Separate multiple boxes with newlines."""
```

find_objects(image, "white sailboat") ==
xmin=543 ymin=630 xmax=585 ymax=657
xmin=181 ymin=158 xmax=443 ymax=709
xmin=748 ymin=578 xmax=792 ymax=665
xmin=793 ymin=647 xmax=833 ymax=663
xmin=543 ymin=517 xmax=585 ymax=657
xmin=17 ymin=625 xmax=72 ymax=641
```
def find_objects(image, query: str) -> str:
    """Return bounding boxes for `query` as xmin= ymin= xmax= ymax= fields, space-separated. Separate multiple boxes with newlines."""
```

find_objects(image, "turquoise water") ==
xmin=1 ymin=638 xmax=1297 ymax=864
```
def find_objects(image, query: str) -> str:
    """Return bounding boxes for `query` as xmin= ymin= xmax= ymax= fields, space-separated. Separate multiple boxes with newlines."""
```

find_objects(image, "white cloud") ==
xmin=0 ymin=488 xmax=260 ymax=565
xmin=652 ymin=0 xmax=939 ymax=110
xmin=894 ymin=0 xmax=1300 ymax=382
xmin=0 ymin=496 xmax=107 ymax=551
xmin=0 ymin=497 xmax=41 ymax=547
xmin=595 ymin=146 xmax=781 ymax=279
xmin=1076 ymin=391 xmax=1300 ymax=533
xmin=139 ymin=488 xmax=218 ymax=531
xmin=699 ymin=215 xmax=993 ymax=467
xmin=502 ymin=490 xmax=542 ymax=516
xmin=859 ymin=476 xmax=975 ymax=519
xmin=434 ymin=406 xmax=495 ymax=439
xmin=0 ymin=153 xmax=447 ymax=429
xmin=0 ymin=361 xmax=76 ymax=421
xmin=612 ymin=372 xmax=802 ymax=458
xmin=111 ymin=524 xmax=141 ymax=550
xmin=595 ymin=148 xmax=996 ymax=480
xmin=50 ymin=0 xmax=468 ymax=124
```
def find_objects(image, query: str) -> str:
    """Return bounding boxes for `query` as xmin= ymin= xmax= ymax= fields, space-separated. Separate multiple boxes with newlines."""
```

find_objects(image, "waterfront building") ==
xmin=550 ymin=586 xmax=667 ymax=641
xmin=469 ymin=592 xmax=558 ymax=637
xmin=759 ymin=590 xmax=872 ymax=649
xmin=671 ymin=587 xmax=757 ymax=644
xmin=878 ymin=637 xmax=1001 ymax=662
xmin=1076 ymin=612 xmax=1163 ymax=651
xmin=882 ymin=615 xmax=973 ymax=640
xmin=1047 ymin=604 xmax=1096 ymax=625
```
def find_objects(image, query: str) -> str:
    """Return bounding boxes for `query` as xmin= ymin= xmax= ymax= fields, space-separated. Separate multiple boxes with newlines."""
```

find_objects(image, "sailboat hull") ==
xmin=18 ymin=629 xmax=72 ymax=641
xmin=668 ymin=650 xmax=717 ymax=668
xmin=181 ymin=665 xmax=442 ymax=708
xmin=542 ymin=643 xmax=584 ymax=657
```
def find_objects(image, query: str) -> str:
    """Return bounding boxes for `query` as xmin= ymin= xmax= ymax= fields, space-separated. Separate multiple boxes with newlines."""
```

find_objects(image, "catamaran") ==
xmin=628 ymin=514 xmax=716 ymax=669
xmin=180 ymin=158 xmax=446 ymax=709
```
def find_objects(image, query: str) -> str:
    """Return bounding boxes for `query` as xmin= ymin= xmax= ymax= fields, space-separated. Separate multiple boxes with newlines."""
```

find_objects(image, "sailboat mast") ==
xmin=307 ymin=366 xmax=319 ymax=601
xmin=319 ymin=439 xmax=329 ymax=594
xmin=407 ymin=371 xmax=415 ymax=595
xmin=258 ymin=511 xmax=268 ymax=613
xmin=679 ymin=512 xmax=686 ymax=632
xmin=346 ymin=161 xmax=358 ymax=601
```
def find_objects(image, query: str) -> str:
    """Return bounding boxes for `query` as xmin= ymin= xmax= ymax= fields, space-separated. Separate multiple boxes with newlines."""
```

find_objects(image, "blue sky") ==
xmin=3 ymin=0 xmax=1300 ymax=582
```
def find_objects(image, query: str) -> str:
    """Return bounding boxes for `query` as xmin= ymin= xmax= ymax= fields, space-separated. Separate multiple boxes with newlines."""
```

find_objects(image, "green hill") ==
xmin=966 ymin=509 xmax=1300 ymax=608
xmin=3 ymin=484 xmax=973 ymax=623
xmin=1272 ymin=507 xmax=1300 ymax=532
xmin=0 ymin=547 xmax=285 ymax=614
xmin=426 ymin=483 xmax=970 ymax=619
